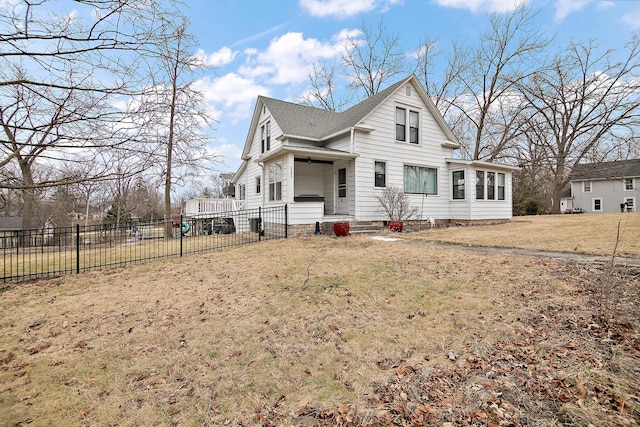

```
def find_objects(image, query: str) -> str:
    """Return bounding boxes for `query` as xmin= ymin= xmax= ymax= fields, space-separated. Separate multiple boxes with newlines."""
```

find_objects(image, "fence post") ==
xmin=258 ymin=207 xmax=262 ymax=242
xmin=76 ymin=224 xmax=80 ymax=274
xmin=284 ymin=204 xmax=288 ymax=238
xmin=180 ymin=214 xmax=183 ymax=257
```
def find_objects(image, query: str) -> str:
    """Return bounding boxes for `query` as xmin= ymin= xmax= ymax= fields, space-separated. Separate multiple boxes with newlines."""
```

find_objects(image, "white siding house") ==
xmin=233 ymin=75 xmax=517 ymax=227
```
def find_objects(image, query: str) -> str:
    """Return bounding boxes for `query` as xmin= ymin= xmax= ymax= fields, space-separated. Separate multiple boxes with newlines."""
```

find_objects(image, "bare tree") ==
xmin=516 ymin=37 xmax=640 ymax=213
xmin=341 ymin=17 xmax=407 ymax=98
xmin=0 ymin=0 xmax=172 ymax=231
xmin=299 ymin=63 xmax=351 ymax=111
xmin=137 ymin=16 xmax=216 ymax=238
xmin=429 ymin=5 xmax=550 ymax=161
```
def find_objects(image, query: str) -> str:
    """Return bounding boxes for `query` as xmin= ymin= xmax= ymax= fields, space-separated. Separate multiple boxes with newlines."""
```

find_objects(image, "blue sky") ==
xmin=185 ymin=0 xmax=639 ymax=173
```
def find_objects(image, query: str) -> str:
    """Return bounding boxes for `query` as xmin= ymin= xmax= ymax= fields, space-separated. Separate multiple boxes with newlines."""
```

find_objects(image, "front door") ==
xmin=335 ymin=167 xmax=348 ymax=215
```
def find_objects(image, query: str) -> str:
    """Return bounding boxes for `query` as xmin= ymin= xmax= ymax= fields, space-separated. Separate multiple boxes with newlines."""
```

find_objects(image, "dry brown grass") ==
xmin=409 ymin=212 xmax=640 ymax=258
xmin=0 ymin=216 xmax=638 ymax=426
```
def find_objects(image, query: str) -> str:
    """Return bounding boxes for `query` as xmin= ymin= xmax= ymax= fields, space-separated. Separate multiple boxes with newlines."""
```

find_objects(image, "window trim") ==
xmin=395 ymin=105 xmax=420 ymax=145
xmin=452 ymin=170 xmax=465 ymax=200
xmin=624 ymin=178 xmax=634 ymax=191
xmin=374 ymin=161 xmax=386 ymax=188
xmin=624 ymin=197 xmax=635 ymax=212
xmin=256 ymin=176 xmax=261 ymax=194
xmin=497 ymin=173 xmax=506 ymax=201
xmin=268 ymin=162 xmax=282 ymax=202
xmin=476 ymin=170 xmax=485 ymax=200
xmin=583 ymin=181 xmax=592 ymax=192
xmin=593 ymin=198 xmax=602 ymax=212
xmin=238 ymin=184 xmax=246 ymax=201
xmin=403 ymin=164 xmax=438 ymax=195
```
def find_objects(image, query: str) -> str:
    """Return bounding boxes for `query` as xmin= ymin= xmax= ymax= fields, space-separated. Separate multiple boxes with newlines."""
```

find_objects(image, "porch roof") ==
xmin=255 ymin=145 xmax=358 ymax=163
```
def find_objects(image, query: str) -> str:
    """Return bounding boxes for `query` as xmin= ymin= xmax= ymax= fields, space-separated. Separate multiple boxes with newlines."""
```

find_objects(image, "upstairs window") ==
xmin=625 ymin=178 xmax=634 ymax=191
xmin=395 ymin=107 xmax=420 ymax=144
xmin=238 ymin=184 xmax=246 ymax=200
xmin=395 ymin=107 xmax=406 ymax=141
xmin=583 ymin=181 xmax=591 ymax=192
xmin=374 ymin=161 xmax=386 ymax=188
xmin=409 ymin=111 xmax=419 ymax=144
xmin=256 ymin=177 xmax=261 ymax=194
xmin=452 ymin=170 xmax=465 ymax=200
xmin=260 ymin=121 xmax=271 ymax=153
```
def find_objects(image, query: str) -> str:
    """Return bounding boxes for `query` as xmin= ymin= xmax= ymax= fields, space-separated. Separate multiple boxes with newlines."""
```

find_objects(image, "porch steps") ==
xmin=348 ymin=221 xmax=383 ymax=235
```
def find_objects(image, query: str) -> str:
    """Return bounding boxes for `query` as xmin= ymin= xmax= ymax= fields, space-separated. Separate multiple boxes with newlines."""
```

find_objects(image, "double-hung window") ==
xmin=409 ymin=111 xmax=419 ymax=144
xmin=625 ymin=178 xmax=634 ymax=191
xmin=583 ymin=181 xmax=591 ymax=192
xmin=476 ymin=171 xmax=485 ymax=200
xmin=452 ymin=170 xmax=465 ymax=200
xmin=487 ymin=172 xmax=495 ymax=200
xmin=593 ymin=198 xmax=602 ymax=212
xmin=497 ymin=173 xmax=505 ymax=200
xmin=395 ymin=107 xmax=420 ymax=144
xmin=238 ymin=184 xmax=246 ymax=200
xmin=395 ymin=107 xmax=406 ymax=141
xmin=404 ymin=165 xmax=437 ymax=195
xmin=256 ymin=177 xmax=261 ymax=194
xmin=261 ymin=121 xmax=271 ymax=153
xmin=268 ymin=162 xmax=282 ymax=201
xmin=374 ymin=161 xmax=386 ymax=188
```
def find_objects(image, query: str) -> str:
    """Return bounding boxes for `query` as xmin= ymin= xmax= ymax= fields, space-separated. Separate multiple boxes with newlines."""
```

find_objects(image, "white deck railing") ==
xmin=184 ymin=198 xmax=246 ymax=217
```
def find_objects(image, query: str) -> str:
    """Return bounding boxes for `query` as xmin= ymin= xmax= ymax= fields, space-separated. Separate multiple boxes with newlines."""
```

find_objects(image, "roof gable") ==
xmin=570 ymin=159 xmax=640 ymax=181
xmin=238 ymin=75 xmax=460 ymax=164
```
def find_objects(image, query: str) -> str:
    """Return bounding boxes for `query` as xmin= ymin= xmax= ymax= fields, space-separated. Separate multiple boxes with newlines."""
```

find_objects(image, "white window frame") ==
xmin=238 ymin=184 xmax=246 ymax=200
xmin=592 ymin=198 xmax=602 ymax=212
xmin=374 ymin=161 xmax=386 ymax=188
xmin=268 ymin=162 xmax=282 ymax=202
xmin=403 ymin=165 xmax=437 ymax=195
xmin=256 ymin=176 xmax=261 ymax=194
xmin=624 ymin=178 xmax=634 ymax=191
xmin=624 ymin=197 xmax=635 ymax=212
xmin=395 ymin=105 xmax=420 ymax=145
xmin=452 ymin=170 xmax=465 ymax=200
xmin=583 ymin=181 xmax=592 ymax=192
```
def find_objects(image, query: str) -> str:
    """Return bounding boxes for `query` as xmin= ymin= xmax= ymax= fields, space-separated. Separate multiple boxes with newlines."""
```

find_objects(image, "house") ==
xmin=0 ymin=217 xmax=45 ymax=248
xmin=232 ymin=75 xmax=518 ymax=232
xmin=566 ymin=159 xmax=639 ymax=213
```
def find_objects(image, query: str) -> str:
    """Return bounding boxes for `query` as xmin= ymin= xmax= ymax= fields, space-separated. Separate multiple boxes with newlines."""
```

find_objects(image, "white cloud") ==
xmin=194 ymin=73 xmax=271 ymax=123
xmin=597 ymin=1 xmax=614 ymax=8
xmin=553 ymin=0 xmax=591 ymax=20
xmin=238 ymin=31 xmax=346 ymax=85
xmin=622 ymin=6 xmax=640 ymax=29
xmin=432 ymin=0 xmax=526 ymax=13
xmin=300 ymin=0 xmax=403 ymax=18
xmin=195 ymin=47 xmax=238 ymax=67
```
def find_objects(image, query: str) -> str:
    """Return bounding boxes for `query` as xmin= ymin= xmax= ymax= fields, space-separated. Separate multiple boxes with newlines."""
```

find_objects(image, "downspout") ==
xmin=350 ymin=127 xmax=356 ymax=219
xmin=257 ymin=161 xmax=265 ymax=210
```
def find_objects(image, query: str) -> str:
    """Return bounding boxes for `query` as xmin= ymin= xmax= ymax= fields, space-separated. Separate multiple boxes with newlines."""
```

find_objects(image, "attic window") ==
xmin=406 ymin=85 xmax=412 ymax=96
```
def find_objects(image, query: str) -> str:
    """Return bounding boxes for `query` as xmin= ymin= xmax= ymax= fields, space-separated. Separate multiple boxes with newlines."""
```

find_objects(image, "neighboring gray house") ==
xmin=232 ymin=74 xmax=518 ymax=228
xmin=566 ymin=159 xmax=640 ymax=213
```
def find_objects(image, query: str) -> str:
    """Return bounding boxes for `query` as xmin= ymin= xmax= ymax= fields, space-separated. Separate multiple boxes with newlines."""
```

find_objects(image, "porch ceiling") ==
xmin=257 ymin=145 xmax=358 ymax=163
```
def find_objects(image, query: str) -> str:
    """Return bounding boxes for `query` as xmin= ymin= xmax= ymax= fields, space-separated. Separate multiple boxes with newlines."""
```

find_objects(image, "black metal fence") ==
xmin=1 ymin=205 xmax=288 ymax=284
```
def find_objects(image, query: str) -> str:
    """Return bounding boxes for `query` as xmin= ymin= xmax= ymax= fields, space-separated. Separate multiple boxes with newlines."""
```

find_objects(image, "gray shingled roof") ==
xmin=260 ymin=78 xmax=407 ymax=140
xmin=570 ymin=159 xmax=640 ymax=181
